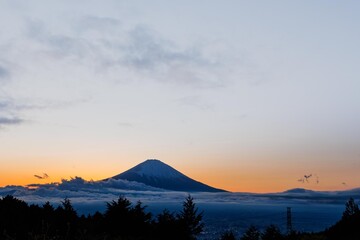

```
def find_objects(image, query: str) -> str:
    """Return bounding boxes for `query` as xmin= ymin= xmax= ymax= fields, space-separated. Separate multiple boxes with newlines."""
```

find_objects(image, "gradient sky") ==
xmin=1 ymin=1 xmax=359 ymax=193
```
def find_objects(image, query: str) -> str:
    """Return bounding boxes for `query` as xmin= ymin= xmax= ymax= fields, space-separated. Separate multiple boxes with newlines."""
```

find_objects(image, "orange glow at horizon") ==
xmin=0 ymin=172 xmax=355 ymax=194
xmin=1 ymin=149 xmax=359 ymax=193
xmin=1 ymin=157 xmax=359 ymax=194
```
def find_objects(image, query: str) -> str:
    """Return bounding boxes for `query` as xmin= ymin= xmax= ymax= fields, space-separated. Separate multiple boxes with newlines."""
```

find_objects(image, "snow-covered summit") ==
xmin=127 ymin=159 xmax=185 ymax=178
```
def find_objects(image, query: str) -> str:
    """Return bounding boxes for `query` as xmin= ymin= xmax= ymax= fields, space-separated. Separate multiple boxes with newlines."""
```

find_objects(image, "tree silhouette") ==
xmin=53 ymin=197 xmax=78 ymax=239
xmin=262 ymin=225 xmax=284 ymax=240
xmin=132 ymin=200 xmax=152 ymax=225
xmin=130 ymin=200 xmax=152 ymax=238
xmin=177 ymin=195 xmax=204 ymax=239
xmin=240 ymin=225 xmax=260 ymax=240
xmin=0 ymin=195 xmax=210 ymax=240
xmin=87 ymin=210 xmax=105 ymax=236
xmin=155 ymin=209 xmax=181 ymax=239
xmin=0 ymin=195 xmax=30 ymax=239
xmin=104 ymin=196 xmax=133 ymax=236
xmin=6 ymin=194 xmax=360 ymax=240
xmin=326 ymin=197 xmax=360 ymax=240
xmin=343 ymin=197 xmax=359 ymax=219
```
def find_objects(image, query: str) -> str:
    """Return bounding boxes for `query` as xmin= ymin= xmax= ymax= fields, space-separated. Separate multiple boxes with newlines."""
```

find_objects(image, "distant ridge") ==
xmin=283 ymin=187 xmax=360 ymax=195
xmin=109 ymin=159 xmax=227 ymax=192
xmin=283 ymin=188 xmax=316 ymax=194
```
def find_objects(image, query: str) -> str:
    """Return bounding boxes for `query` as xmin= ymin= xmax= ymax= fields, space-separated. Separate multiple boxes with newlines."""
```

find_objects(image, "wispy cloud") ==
xmin=23 ymin=17 xmax=229 ymax=88
xmin=0 ymin=98 xmax=33 ymax=112
xmin=0 ymin=116 xmax=23 ymax=126
xmin=25 ymin=19 xmax=93 ymax=60
xmin=0 ymin=98 xmax=24 ymax=128
xmin=0 ymin=7 xmax=248 ymax=132
xmin=0 ymin=65 xmax=9 ymax=79
xmin=116 ymin=26 xmax=228 ymax=88
xmin=121 ymin=26 xmax=204 ymax=70
xmin=0 ymin=99 xmax=10 ymax=110
xmin=0 ymin=94 xmax=90 ymax=130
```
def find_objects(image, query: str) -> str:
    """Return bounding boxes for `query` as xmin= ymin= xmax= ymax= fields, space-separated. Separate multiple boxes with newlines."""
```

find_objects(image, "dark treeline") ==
xmin=219 ymin=197 xmax=360 ymax=240
xmin=0 ymin=195 xmax=203 ymax=240
xmin=0 ymin=195 xmax=359 ymax=240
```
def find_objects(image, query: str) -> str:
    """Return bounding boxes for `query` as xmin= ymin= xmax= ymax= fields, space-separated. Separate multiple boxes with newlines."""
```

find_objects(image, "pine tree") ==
xmin=61 ymin=198 xmax=77 ymax=220
xmin=155 ymin=209 xmax=180 ymax=239
xmin=177 ymin=195 xmax=204 ymax=239
xmin=54 ymin=198 xmax=78 ymax=238
xmin=262 ymin=225 xmax=284 ymax=240
xmin=240 ymin=225 xmax=260 ymax=240
xmin=343 ymin=197 xmax=359 ymax=219
xmin=105 ymin=196 xmax=133 ymax=236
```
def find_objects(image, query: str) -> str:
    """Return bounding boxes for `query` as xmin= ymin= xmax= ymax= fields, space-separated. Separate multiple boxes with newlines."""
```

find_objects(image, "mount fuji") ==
xmin=109 ymin=159 xmax=226 ymax=192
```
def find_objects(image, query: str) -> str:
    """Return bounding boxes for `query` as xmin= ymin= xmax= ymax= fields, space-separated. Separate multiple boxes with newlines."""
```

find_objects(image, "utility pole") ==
xmin=287 ymin=207 xmax=293 ymax=234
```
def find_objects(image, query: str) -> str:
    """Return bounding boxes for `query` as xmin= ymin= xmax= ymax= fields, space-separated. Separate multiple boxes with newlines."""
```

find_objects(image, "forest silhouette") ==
xmin=0 ymin=195 xmax=359 ymax=240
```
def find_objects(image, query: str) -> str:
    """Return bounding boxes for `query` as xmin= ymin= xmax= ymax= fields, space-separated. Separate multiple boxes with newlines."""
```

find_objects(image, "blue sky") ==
xmin=0 ymin=0 xmax=359 ymax=192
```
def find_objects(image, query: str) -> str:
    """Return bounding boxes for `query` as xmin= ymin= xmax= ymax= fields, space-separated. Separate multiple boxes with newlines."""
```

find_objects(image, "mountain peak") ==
xmin=283 ymin=188 xmax=315 ymax=194
xmin=126 ymin=159 xmax=185 ymax=179
xmin=110 ymin=159 xmax=226 ymax=192
xmin=144 ymin=159 xmax=162 ymax=163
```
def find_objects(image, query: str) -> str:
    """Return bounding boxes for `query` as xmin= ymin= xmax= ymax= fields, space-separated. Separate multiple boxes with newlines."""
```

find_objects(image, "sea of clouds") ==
xmin=1 ymin=177 xmax=359 ymax=207
xmin=1 ymin=177 xmax=359 ymax=237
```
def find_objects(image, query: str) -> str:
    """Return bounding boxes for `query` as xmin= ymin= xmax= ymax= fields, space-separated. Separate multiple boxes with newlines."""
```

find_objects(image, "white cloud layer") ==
xmin=1 ymin=177 xmax=359 ymax=208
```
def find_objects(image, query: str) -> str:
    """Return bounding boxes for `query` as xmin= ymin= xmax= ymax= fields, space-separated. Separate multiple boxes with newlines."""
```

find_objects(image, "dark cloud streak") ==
xmin=0 ymin=98 xmax=25 ymax=129
xmin=0 ymin=116 xmax=23 ymax=126
xmin=34 ymin=173 xmax=49 ymax=180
